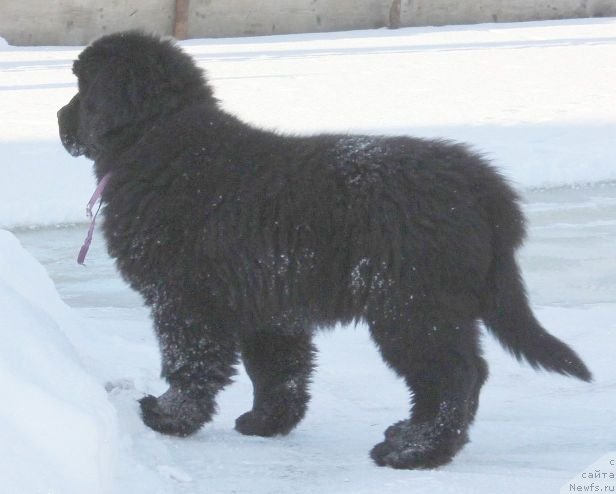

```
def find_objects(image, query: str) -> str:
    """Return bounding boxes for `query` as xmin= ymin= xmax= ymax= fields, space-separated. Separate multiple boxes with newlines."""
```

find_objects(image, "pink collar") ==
xmin=77 ymin=172 xmax=112 ymax=265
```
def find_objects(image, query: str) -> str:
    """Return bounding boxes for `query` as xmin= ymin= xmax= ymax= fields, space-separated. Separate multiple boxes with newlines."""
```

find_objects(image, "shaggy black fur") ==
xmin=58 ymin=31 xmax=591 ymax=470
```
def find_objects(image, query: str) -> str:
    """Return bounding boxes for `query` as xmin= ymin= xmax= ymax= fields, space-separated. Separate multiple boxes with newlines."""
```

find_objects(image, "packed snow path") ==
xmin=2 ymin=17 xmax=616 ymax=494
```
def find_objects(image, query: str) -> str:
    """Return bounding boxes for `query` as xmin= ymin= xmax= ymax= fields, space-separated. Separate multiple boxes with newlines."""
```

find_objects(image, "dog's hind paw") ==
xmin=370 ymin=420 xmax=467 ymax=470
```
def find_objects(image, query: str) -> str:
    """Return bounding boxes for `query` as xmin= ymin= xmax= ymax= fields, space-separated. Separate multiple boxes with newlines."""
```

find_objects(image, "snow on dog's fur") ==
xmin=58 ymin=31 xmax=591 ymax=470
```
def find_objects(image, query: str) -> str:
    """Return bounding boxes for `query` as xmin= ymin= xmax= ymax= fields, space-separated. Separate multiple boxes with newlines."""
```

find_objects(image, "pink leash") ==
xmin=77 ymin=172 xmax=112 ymax=265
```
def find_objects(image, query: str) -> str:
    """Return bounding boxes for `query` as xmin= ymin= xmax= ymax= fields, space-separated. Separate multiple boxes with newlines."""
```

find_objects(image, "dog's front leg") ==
xmin=235 ymin=327 xmax=316 ymax=437
xmin=140 ymin=297 xmax=238 ymax=437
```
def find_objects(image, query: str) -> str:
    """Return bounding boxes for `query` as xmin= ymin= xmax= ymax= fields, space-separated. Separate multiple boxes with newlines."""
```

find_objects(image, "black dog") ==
xmin=58 ymin=31 xmax=591 ymax=470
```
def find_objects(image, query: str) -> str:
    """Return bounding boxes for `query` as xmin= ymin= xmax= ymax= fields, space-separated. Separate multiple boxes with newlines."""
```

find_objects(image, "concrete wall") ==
xmin=0 ymin=1 xmax=174 ymax=46
xmin=188 ymin=0 xmax=392 ymax=38
xmin=1 ymin=0 xmax=615 ymax=46
xmin=401 ymin=0 xmax=616 ymax=26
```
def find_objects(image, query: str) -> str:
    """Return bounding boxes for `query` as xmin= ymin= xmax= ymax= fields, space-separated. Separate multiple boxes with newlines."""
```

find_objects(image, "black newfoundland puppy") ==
xmin=58 ymin=31 xmax=591 ymax=469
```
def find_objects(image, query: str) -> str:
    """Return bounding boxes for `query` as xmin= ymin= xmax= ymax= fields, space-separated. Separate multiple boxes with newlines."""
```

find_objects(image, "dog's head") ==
xmin=58 ymin=31 xmax=213 ymax=159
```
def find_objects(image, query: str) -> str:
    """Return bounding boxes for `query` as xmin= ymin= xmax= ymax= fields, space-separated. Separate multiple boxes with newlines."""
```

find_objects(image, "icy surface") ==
xmin=1 ymin=17 xmax=616 ymax=494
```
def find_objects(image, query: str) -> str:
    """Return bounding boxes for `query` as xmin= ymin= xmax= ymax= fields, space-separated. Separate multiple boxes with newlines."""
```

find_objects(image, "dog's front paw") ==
xmin=235 ymin=410 xmax=279 ymax=436
xmin=139 ymin=390 xmax=210 ymax=437
xmin=235 ymin=405 xmax=304 ymax=437
xmin=370 ymin=420 xmax=467 ymax=470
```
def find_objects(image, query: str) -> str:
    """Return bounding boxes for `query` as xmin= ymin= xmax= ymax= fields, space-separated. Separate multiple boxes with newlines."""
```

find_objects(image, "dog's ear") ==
xmin=79 ymin=57 xmax=154 ymax=144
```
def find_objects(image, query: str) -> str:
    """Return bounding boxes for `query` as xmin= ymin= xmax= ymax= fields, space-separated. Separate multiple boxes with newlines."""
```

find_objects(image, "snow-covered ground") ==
xmin=1 ymin=18 xmax=615 ymax=494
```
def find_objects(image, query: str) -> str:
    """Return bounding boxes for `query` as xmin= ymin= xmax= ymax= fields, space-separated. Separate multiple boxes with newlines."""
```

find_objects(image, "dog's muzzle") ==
xmin=58 ymin=96 xmax=87 ymax=157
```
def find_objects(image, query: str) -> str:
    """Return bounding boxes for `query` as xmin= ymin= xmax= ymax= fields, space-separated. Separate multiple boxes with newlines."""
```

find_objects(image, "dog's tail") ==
xmin=480 ymin=182 xmax=592 ymax=382
xmin=482 ymin=249 xmax=591 ymax=382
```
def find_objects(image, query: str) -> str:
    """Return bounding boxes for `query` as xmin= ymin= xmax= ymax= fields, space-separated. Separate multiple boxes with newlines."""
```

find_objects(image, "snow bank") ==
xmin=0 ymin=230 xmax=117 ymax=494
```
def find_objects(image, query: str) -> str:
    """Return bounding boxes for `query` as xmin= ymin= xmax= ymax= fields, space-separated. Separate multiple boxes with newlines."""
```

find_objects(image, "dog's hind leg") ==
xmin=139 ymin=300 xmax=239 ymax=437
xmin=235 ymin=328 xmax=316 ymax=437
xmin=368 ymin=309 xmax=488 ymax=469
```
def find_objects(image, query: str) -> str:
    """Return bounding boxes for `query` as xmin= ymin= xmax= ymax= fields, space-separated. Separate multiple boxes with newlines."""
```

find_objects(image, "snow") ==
xmin=2 ymin=19 xmax=616 ymax=228
xmin=0 ymin=231 xmax=117 ymax=494
xmin=1 ymin=17 xmax=615 ymax=494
